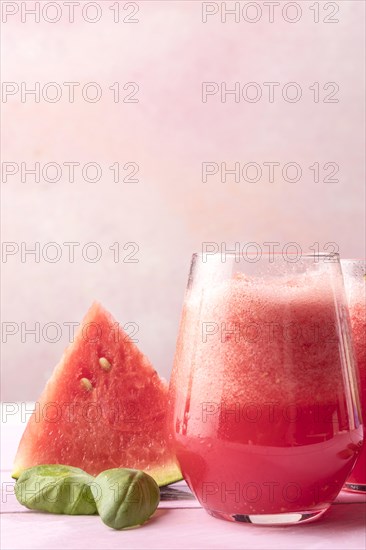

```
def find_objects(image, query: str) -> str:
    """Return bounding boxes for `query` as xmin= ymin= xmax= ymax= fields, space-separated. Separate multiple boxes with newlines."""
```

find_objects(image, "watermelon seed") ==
xmin=99 ymin=357 xmax=111 ymax=371
xmin=80 ymin=377 xmax=93 ymax=391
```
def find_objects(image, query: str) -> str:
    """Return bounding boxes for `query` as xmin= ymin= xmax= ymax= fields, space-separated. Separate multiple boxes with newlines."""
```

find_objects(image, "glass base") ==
xmin=207 ymin=507 xmax=328 ymax=526
xmin=344 ymin=482 xmax=366 ymax=494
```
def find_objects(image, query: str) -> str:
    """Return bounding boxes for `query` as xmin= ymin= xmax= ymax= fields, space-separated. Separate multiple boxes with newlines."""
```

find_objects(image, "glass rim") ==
xmin=192 ymin=252 xmax=340 ymax=259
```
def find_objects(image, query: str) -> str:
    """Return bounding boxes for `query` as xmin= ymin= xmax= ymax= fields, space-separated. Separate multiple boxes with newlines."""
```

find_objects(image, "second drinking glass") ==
xmin=342 ymin=259 xmax=366 ymax=493
xmin=168 ymin=252 xmax=363 ymax=525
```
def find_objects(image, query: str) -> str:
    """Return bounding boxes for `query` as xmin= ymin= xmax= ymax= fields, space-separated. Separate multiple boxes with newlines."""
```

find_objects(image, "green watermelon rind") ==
xmin=145 ymin=463 xmax=183 ymax=487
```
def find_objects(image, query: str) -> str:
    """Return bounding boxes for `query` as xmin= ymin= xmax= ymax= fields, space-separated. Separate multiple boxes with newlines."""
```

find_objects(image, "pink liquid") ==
xmin=346 ymin=291 xmax=366 ymax=489
xmin=169 ymin=273 xmax=363 ymax=516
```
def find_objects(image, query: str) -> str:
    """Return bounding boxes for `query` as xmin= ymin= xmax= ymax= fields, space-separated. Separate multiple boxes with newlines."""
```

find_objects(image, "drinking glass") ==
xmin=168 ymin=252 xmax=363 ymax=525
xmin=341 ymin=259 xmax=366 ymax=493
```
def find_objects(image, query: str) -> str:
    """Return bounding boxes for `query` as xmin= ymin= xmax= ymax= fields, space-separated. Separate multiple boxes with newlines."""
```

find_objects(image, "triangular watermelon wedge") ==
xmin=12 ymin=303 xmax=182 ymax=486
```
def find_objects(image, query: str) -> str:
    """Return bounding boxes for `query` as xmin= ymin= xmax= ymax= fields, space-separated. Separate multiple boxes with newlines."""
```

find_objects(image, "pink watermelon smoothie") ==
xmin=13 ymin=303 xmax=181 ymax=486
xmin=169 ymin=272 xmax=362 ymax=515
xmin=346 ymin=283 xmax=366 ymax=488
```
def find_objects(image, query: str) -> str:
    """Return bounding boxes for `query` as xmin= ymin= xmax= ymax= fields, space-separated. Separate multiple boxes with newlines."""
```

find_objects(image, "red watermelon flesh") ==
xmin=12 ymin=302 xmax=182 ymax=486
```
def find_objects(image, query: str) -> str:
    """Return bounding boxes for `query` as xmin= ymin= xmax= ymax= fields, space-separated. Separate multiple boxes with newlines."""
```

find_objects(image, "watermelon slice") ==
xmin=12 ymin=302 xmax=182 ymax=487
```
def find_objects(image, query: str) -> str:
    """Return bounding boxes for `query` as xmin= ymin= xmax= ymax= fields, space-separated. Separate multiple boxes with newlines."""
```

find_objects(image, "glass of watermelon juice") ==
xmin=341 ymin=259 xmax=366 ymax=493
xmin=168 ymin=252 xmax=363 ymax=525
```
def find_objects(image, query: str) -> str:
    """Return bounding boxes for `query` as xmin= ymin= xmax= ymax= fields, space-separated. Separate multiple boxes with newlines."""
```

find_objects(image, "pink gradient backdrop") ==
xmin=1 ymin=1 xmax=365 ymax=400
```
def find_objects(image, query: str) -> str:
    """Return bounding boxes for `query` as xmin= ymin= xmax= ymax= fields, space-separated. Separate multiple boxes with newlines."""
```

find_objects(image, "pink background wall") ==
xmin=2 ymin=1 xmax=365 ymax=400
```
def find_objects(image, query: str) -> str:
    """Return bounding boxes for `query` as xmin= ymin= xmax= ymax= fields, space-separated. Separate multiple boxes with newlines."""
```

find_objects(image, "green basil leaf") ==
xmin=14 ymin=464 xmax=97 ymax=515
xmin=92 ymin=468 xmax=160 ymax=529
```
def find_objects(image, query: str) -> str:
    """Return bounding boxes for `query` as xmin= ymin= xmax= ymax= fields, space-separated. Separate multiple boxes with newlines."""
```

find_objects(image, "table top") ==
xmin=1 ymin=415 xmax=365 ymax=550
